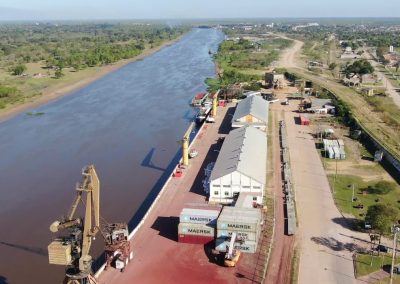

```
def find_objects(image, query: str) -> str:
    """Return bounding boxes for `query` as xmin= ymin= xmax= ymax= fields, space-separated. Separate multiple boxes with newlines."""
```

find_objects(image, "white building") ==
xmin=231 ymin=95 xmax=269 ymax=130
xmin=209 ymin=126 xmax=267 ymax=204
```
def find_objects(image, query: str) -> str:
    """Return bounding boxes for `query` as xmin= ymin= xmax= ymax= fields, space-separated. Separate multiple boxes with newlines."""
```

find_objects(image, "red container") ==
xmin=300 ymin=115 xmax=310 ymax=126
xmin=178 ymin=234 xmax=214 ymax=244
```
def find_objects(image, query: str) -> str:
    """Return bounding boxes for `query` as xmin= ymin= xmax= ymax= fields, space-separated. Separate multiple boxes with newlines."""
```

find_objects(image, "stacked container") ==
xmin=178 ymin=208 xmax=221 ymax=244
xmin=215 ymin=206 xmax=262 ymax=253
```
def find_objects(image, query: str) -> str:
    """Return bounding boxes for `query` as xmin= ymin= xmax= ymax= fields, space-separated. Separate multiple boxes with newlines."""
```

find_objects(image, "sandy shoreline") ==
xmin=0 ymin=35 xmax=184 ymax=123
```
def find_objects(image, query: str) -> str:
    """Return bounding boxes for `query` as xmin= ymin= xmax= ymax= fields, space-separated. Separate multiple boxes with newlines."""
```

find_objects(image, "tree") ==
xmin=366 ymin=204 xmax=400 ymax=235
xmin=345 ymin=59 xmax=374 ymax=75
xmin=367 ymin=181 xmax=396 ymax=195
xmin=54 ymin=69 xmax=64 ymax=79
xmin=11 ymin=64 xmax=27 ymax=76
xmin=329 ymin=62 xmax=337 ymax=71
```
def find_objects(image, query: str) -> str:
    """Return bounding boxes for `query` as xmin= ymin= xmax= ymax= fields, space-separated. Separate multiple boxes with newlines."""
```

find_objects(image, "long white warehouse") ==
xmin=209 ymin=126 xmax=267 ymax=204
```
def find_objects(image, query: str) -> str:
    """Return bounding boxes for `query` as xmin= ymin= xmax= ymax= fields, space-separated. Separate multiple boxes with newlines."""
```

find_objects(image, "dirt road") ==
xmin=277 ymin=36 xmax=304 ymax=68
xmin=275 ymin=37 xmax=373 ymax=284
xmin=364 ymin=51 xmax=400 ymax=109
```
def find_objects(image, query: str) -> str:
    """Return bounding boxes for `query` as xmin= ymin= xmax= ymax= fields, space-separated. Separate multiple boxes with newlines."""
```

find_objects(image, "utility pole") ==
xmin=390 ymin=225 xmax=400 ymax=284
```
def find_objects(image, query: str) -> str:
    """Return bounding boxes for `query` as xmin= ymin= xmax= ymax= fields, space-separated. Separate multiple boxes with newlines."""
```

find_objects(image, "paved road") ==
xmin=274 ymin=39 xmax=373 ymax=283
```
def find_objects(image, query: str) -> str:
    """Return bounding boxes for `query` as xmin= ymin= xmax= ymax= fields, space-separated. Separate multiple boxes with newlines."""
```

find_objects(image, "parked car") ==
xmin=377 ymin=245 xmax=388 ymax=253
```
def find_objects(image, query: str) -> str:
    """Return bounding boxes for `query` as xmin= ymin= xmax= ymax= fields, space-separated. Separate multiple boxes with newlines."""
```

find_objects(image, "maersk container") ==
xmin=178 ymin=234 xmax=214 ymax=244
xmin=179 ymin=208 xmax=220 ymax=225
xmin=216 ymin=229 xmax=259 ymax=241
xmin=178 ymin=223 xmax=215 ymax=237
xmin=215 ymin=238 xmax=258 ymax=254
xmin=217 ymin=207 xmax=262 ymax=232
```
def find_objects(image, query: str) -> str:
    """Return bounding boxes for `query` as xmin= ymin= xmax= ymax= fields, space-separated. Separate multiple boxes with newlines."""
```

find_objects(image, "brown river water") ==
xmin=0 ymin=28 xmax=224 ymax=284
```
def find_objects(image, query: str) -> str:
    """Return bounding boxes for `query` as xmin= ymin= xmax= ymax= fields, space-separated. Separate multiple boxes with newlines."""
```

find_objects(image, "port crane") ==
xmin=48 ymin=165 xmax=100 ymax=284
xmin=48 ymin=165 xmax=131 ymax=283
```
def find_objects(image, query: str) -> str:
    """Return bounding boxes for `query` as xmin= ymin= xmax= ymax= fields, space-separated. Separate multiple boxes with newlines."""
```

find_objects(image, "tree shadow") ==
xmin=0 ymin=276 xmax=8 ymax=284
xmin=331 ymin=217 xmax=364 ymax=232
xmin=141 ymin=147 xmax=166 ymax=172
xmin=310 ymin=236 xmax=365 ymax=252
xmin=189 ymin=142 xmax=221 ymax=196
xmin=0 ymin=240 xmax=47 ymax=257
xmin=151 ymin=216 xmax=179 ymax=242
xmin=218 ymin=106 xmax=235 ymax=134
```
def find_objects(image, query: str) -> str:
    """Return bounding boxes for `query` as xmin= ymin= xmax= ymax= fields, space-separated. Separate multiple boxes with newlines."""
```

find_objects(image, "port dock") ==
xmin=98 ymin=102 xmax=267 ymax=283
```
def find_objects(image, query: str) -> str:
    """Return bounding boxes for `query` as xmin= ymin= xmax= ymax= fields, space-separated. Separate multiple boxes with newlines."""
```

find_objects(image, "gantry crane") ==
xmin=48 ymin=165 xmax=100 ymax=284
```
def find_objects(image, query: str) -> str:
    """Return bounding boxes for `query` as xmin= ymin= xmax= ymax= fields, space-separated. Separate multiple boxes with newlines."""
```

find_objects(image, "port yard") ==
xmin=98 ymin=103 xmax=269 ymax=283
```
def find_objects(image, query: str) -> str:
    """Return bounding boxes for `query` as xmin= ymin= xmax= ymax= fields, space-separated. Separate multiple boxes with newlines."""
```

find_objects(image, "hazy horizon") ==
xmin=1 ymin=0 xmax=400 ymax=21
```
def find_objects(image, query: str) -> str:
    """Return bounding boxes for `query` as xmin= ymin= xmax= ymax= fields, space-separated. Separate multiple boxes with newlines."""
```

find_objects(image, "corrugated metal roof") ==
xmin=219 ymin=206 xmax=262 ymax=222
xmin=210 ymin=126 xmax=267 ymax=184
xmin=232 ymin=95 xmax=269 ymax=124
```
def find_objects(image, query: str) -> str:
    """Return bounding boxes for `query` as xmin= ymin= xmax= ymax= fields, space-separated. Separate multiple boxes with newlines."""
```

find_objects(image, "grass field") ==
xmin=355 ymin=253 xmax=400 ymax=278
xmin=328 ymin=174 xmax=400 ymax=219
xmin=289 ymin=67 xmax=400 ymax=162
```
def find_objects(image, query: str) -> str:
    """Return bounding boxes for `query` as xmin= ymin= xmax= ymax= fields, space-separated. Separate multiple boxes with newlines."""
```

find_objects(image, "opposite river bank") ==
xmin=0 ymin=33 xmax=186 ymax=124
xmin=0 ymin=28 xmax=224 ymax=284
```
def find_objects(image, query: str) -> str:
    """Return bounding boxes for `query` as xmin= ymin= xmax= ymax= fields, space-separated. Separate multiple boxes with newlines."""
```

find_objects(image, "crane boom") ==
xmin=48 ymin=164 xmax=101 ymax=283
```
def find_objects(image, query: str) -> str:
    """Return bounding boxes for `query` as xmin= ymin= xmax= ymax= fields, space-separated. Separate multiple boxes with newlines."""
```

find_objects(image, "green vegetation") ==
xmin=355 ymin=253 xmax=400 ymax=277
xmin=0 ymin=85 xmax=20 ymax=109
xmin=289 ymin=68 xmax=400 ymax=161
xmin=206 ymin=36 xmax=291 ymax=91
xmin=366 ymin=204 xmax=400 ymax=235
xmin=345 ymin=59 xmax=374 ymax=75
xmin=0 ymin=22 xmax=189 ymax=110
xmin=11 ymin=64 xmax=27 ymax=76
xmin=328 ymin=175 xmax=400 ymax=222
xmin=215 ymin=38 xmax=290 ymax=70
xmin=0 ymin=23 xmax=188 ymax=71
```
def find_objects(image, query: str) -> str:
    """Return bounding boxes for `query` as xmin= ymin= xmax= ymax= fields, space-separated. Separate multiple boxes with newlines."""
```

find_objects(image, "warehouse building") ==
xmin=231 ymin=95 xmax=269 ymax=130
xmin=209 ymin=126 xmax=267 ymax=204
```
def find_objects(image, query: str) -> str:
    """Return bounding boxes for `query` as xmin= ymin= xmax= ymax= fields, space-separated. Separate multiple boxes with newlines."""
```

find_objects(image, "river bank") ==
xmin=0 ymin=28 xmax=224 ymax=284
xmin=0 ymin=34 xmax=185 ymax=123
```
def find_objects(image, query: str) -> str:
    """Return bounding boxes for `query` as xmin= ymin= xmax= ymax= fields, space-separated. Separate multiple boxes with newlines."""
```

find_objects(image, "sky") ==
xmin=0 ymin=0 xmax=400 ymax=21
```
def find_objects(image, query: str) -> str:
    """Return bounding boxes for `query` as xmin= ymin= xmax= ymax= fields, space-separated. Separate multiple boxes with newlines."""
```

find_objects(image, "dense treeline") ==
xmin=0 ymin=23 xmax=189 ymax=72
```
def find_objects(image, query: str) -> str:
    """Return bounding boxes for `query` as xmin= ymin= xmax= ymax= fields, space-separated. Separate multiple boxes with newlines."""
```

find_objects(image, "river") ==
xmin=0 ymin=28 xmax=224 ymax=284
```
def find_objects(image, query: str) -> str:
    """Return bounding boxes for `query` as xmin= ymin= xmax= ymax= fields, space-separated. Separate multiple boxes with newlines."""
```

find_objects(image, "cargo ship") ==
xmin=195 ymin=106 xmax=212 ymax=124
xmin=191 ymin=92 xmax=213 ymax=107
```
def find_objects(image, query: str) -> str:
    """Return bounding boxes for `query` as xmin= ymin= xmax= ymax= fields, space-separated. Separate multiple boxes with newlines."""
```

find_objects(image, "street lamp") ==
xmin=390 ymin=225 xmax=400 ymax=284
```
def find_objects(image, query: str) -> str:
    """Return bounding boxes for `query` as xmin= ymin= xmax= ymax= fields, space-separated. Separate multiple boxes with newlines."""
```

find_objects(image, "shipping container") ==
xmin=216 ymin=229 xmax=259 ymax=241
xmin=215 ymin=238 xmax=258 ymax=253
xmin=178 ymin=234 xmax=214 ymax=244
xmin=178 ymin=223 xmax=215 ymax=237
xmin=217 ymin=207 xmax=262 ymax=232
xmin=179 ymin=208 xmax=221 ymax=225
xmin=299 ymin=115 xmax=310 ymax=126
